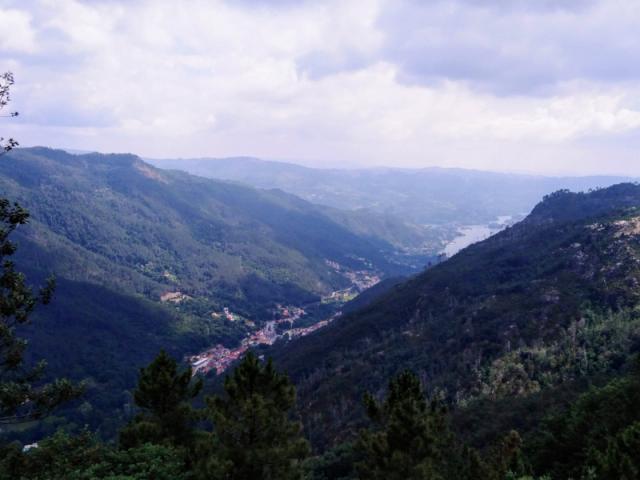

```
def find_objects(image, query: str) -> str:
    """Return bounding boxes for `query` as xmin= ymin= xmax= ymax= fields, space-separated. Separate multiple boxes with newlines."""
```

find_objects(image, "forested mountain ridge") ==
xmin=2 ymin=147 xmax=422 ymax=320
xmin=270 ymin=183 xmax=640 ymax=446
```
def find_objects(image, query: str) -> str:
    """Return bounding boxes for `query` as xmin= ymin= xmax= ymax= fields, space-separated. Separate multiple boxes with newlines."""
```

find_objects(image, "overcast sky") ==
xmin=2 ymin=0 xmax=640 ymax=174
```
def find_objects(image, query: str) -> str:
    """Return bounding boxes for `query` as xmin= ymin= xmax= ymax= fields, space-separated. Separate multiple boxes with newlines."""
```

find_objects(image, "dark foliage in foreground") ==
xmin=5 ymin=354 xmax=640 ymax=479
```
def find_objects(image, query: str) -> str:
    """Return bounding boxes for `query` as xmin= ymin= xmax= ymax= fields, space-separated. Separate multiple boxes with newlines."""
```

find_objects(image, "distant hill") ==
xmin=148 ymin=156 xmax=634 ymax=225
xmin=269 ymin=183 xmax=640 ymax=447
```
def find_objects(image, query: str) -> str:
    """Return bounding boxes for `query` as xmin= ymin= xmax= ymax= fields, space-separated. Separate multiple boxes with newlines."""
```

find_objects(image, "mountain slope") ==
xmin=2 ymin=148 xmax=423 ymax=322
xmin=0 ymin=147 xmax=433 ymax=440
xmin=19 ymin=274 xmax=212 ymax=439
xmin=269 ymin=183 xmax=640 ymax=446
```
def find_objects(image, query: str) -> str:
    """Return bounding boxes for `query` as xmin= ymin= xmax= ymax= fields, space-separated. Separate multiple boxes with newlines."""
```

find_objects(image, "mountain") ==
xmin=148 ymin=156 xmax=634 ymax=225
xmin=268 ymin=183 xmax=640 ymax=447
xmin=3 ymin=148 xmax=428 ymax=319
xmin=0 ymin=147 xmax=435 ymax=438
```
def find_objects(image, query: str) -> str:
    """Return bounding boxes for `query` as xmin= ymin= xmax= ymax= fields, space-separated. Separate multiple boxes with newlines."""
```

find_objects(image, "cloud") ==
xmin=0 ymin=8 xmax=37 ymax=52
xmin=1 ymin=0 xmax=640 ymax=175
xmin=378 ymin=0 xmax=640 ymax=95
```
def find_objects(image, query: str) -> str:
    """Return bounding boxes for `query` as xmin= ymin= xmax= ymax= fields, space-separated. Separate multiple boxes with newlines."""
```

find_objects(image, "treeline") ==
xmin=0 ymin=350 xmax=520 ymax=479
xmin=3 ymin=348 xmax=640 ymax=479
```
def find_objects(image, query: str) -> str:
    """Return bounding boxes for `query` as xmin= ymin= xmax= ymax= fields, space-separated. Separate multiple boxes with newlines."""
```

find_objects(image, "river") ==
xmin=443 ymin=216 xmax=512 ymax=258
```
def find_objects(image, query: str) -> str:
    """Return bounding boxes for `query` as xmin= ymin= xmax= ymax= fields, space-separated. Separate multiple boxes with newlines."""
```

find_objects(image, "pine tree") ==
xmin=588 ymin=421 xmax=640 ymax=479
xmin=197 ymin=351 xmax=309 ymax=480
xmin=355 ymin=370 xmax=458 ymax=480
xmin=119 ymin=349 xmax=203 ymax=449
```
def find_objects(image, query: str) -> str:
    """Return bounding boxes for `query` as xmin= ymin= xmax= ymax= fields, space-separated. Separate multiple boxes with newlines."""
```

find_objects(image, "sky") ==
xmin=1 ymin=0 xmax=640 ymax=174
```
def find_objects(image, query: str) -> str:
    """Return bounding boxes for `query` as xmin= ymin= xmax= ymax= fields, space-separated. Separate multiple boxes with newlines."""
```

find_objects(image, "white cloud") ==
xmin=380 ymin=0 xmax=640 ymax=94
xmin=0 ymin=8 xmax=37 ymax=52
xmin=2 ymin=0 xmax=640 ymax=175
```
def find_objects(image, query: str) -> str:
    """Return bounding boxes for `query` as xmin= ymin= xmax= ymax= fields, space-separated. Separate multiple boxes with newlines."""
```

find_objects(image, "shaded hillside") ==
xmin=270 ymin=183 xmax=640 ymax=447
xmin=17 ymin=272 xmax=214 ymax=439
xmin=340 ymin=276 xmax=405 ymax=316
xmin=149 ymin=155 xmax=633 ymax=225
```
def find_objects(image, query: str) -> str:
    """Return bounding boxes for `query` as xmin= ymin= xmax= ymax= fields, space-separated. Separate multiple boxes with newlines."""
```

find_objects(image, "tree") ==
xmin=355 ymin=370 xmax=459 ymax=480
xmin=0 ymin=430 xmax=188 ymax=480
xmin=119 ymin=349 xmax=203 ymax=450
xmin=486 ymin=430 xmax=528 ymax=480
xmin=302 ymin=441 xmax=361 ymax=480
xmin=0 ymin=72 xmax=19 ymax=155
xmin=528 ymin=356 xmax=640 ymax=478
xmin=586 ymin=421 xmax=640 ymax=479
xmin=197 ymin=351 xmax=310 ymax=480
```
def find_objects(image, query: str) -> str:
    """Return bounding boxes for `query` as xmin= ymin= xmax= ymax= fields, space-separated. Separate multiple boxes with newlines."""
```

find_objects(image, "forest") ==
xmin=2 ymin=194 xmax=640 ymax=479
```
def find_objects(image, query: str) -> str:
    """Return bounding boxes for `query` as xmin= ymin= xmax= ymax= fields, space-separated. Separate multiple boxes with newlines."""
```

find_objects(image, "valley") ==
xmin=0 ymin=147 xmax=406 ymax=439
xmin=189 ymin=269 xmax=381 ymax=375
xmin=3 ymin=150 xmax=640 ymax=478
xmin=5 ymin=4 xmax=640 ymax=477
xmin=2 ymin=147 xmax=632 ymax=448
xmin=189 ymin=309 xmax=340 ymax=376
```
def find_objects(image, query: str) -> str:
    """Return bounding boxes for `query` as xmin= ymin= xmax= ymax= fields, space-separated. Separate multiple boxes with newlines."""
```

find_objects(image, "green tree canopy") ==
xmin=0 ymin=430 xmax=188 ymax=480
xmin=198 ymin=351 xmax=309 ymax=480
xmin=356 ymin=370 xmax=461 ymax=480
xmin=119 ymin=349 xmax=202 ymax=450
